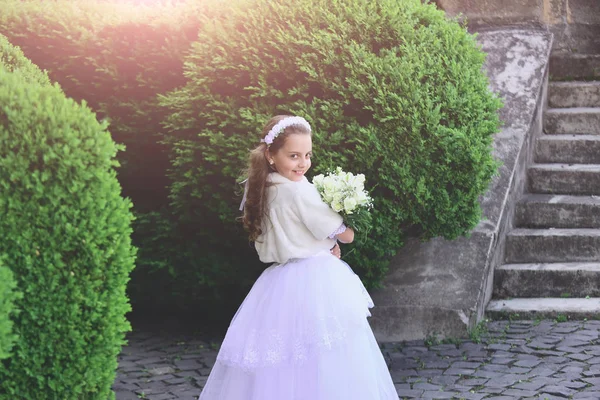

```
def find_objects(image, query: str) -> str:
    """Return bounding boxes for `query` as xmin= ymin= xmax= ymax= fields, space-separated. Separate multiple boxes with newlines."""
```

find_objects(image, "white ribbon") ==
xmin=239 ymin=179 xmax=249 ymax=211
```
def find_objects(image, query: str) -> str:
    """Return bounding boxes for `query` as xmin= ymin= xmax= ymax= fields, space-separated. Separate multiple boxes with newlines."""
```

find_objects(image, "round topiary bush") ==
xmin=161 ymin=0 xmax=502 ymax=288
xmin=0 ymin=49 xmax=136 ymax=398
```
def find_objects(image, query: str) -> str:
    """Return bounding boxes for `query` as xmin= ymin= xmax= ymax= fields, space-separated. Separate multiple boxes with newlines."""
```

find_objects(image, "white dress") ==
xmin=198 ymin=173 xmax=397 ymax=400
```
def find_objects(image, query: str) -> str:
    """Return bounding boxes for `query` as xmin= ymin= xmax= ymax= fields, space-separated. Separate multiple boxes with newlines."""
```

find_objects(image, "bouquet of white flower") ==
xmin=312 ymin=167 xmax=373 ymax=239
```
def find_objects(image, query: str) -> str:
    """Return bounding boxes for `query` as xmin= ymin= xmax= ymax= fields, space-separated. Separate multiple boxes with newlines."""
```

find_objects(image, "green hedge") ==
xmin=128 ymin=210 xmax=255 ymax=321
xmin=0 ymin=0 xmax=236 ymax=318
xmin=0 ymin=0 xmax=225 ymax=211
xmin=162 ymin=0 xmax=502 ymax=287
xmin=0 ymin=39 xmax=136 ymax=398
xmin=0 ymin=261 xmax=19 ymax=361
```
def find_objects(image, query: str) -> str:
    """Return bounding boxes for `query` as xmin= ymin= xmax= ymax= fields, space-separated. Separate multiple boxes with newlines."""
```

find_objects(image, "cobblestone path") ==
xmin=114 ymin=320 xmax=600 ymax=399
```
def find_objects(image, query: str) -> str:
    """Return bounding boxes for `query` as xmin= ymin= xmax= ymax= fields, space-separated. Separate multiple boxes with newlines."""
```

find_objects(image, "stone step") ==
xmin=486 ymin=298 xmax=600 ymax=320
xmin=515 ymin=194 xmax=600 ymax=228
xmin=493 ymin=263 xmax=600 ymax=298
xmin=550 ymin=53 xmax=600 ymax=81
xmin=549 ymin=81 xmax=600 ymax=108
xmin=529 ymin=164 xmax=600 ymax=195
xmin=505 ymin=228 xmax=600 ymax=263
xmin=544 ymin=107 xmax=600 ymax=134
xmin=535 ymin=134 xmax=600 ymax=164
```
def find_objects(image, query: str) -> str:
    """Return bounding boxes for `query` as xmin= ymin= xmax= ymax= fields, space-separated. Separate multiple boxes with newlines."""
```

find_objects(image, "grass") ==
xmin=555 ymin=314 xmax=568 ymax=323
xmin=468 ymin=319 xmax=489 ymax=344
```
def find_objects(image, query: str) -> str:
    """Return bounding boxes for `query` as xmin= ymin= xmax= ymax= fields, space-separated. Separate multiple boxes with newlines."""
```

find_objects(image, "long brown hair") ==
xmin=242 ymin=115 xmax=312 ymax=241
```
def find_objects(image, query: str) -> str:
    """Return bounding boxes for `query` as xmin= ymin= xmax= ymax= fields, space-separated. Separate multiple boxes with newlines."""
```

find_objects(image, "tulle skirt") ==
xmin=198 ymin=253 xmax=397 ymax=400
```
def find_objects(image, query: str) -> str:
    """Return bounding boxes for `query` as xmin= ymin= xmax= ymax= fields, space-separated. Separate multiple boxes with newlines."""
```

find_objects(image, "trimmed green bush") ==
xmin=0 ymin=52 xmax=136 ymax=398
xmin=162 ymin=0 xmax=502 ymax=287
xmin=0 ymin=36 xmax=38 ymax=359
xmin=0 ymin=261 xmax=19 ymax=361
xmin=0 ymin=34 xmax=51 ymax=87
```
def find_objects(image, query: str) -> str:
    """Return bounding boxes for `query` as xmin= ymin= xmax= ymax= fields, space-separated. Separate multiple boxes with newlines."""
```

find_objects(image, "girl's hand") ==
xmin=330 ymin=242 xmax=341 ymax=259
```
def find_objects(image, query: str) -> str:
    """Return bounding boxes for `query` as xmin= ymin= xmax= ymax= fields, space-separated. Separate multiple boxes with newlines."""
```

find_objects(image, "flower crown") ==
xmin=261 ymin=116 xmax=311 ymax=145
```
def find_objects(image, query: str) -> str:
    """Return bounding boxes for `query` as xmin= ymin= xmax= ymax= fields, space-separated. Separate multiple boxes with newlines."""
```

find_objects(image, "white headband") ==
xmin=261 ymin=116 xmax=311 ymax=145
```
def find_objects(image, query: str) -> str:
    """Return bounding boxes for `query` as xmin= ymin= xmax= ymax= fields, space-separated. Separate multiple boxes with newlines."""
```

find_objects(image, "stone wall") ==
xmin=435 ymin=0 xmax=600 ymax=53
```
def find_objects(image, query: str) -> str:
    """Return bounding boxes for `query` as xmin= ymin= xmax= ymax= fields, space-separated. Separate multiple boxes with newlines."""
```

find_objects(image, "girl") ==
xmin=198 ymin=115 xmax=397 ymax=399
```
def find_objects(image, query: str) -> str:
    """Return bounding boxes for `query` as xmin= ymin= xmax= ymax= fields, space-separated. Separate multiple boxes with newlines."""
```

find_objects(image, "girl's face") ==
xmin=268 ymin=134 xmax=312 ymax=182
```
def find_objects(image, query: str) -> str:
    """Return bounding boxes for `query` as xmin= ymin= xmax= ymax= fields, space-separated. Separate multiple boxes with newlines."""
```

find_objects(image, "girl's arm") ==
xmin=336 ymin=227 xmax=354 ymax=244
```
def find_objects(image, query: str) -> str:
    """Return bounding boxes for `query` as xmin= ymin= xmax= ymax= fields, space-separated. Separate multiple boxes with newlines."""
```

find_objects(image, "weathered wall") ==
xmin=436 ymin=0 xmax=600 ymax=53
xmin=435 ymin=0 xmax=543 ymax=27
xmin=545 ymin=0 xmax=600 ymax=53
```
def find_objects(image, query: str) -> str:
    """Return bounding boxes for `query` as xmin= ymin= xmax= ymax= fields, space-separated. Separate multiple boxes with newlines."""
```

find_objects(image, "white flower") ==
xmin=331 ymin=200 xmax=343 ymax=212
xmin=356 ymin=191 xmax=369 ymax=204
xmin=353 ymin=175 xmax=366 ymax=191
xmin=343 ymin=197 xmax=357 ymax=213
xmin=323 ymin=178 xmax=336 ymax=192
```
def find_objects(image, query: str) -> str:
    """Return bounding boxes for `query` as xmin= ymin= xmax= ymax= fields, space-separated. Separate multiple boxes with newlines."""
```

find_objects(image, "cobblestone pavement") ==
xmin=114 ymin=319 xmax=600 ymax=400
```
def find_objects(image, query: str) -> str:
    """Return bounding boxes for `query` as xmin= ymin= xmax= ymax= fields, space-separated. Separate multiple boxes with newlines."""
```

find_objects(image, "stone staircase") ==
xmin=487 ymin=61 xmax=600 ymax=320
